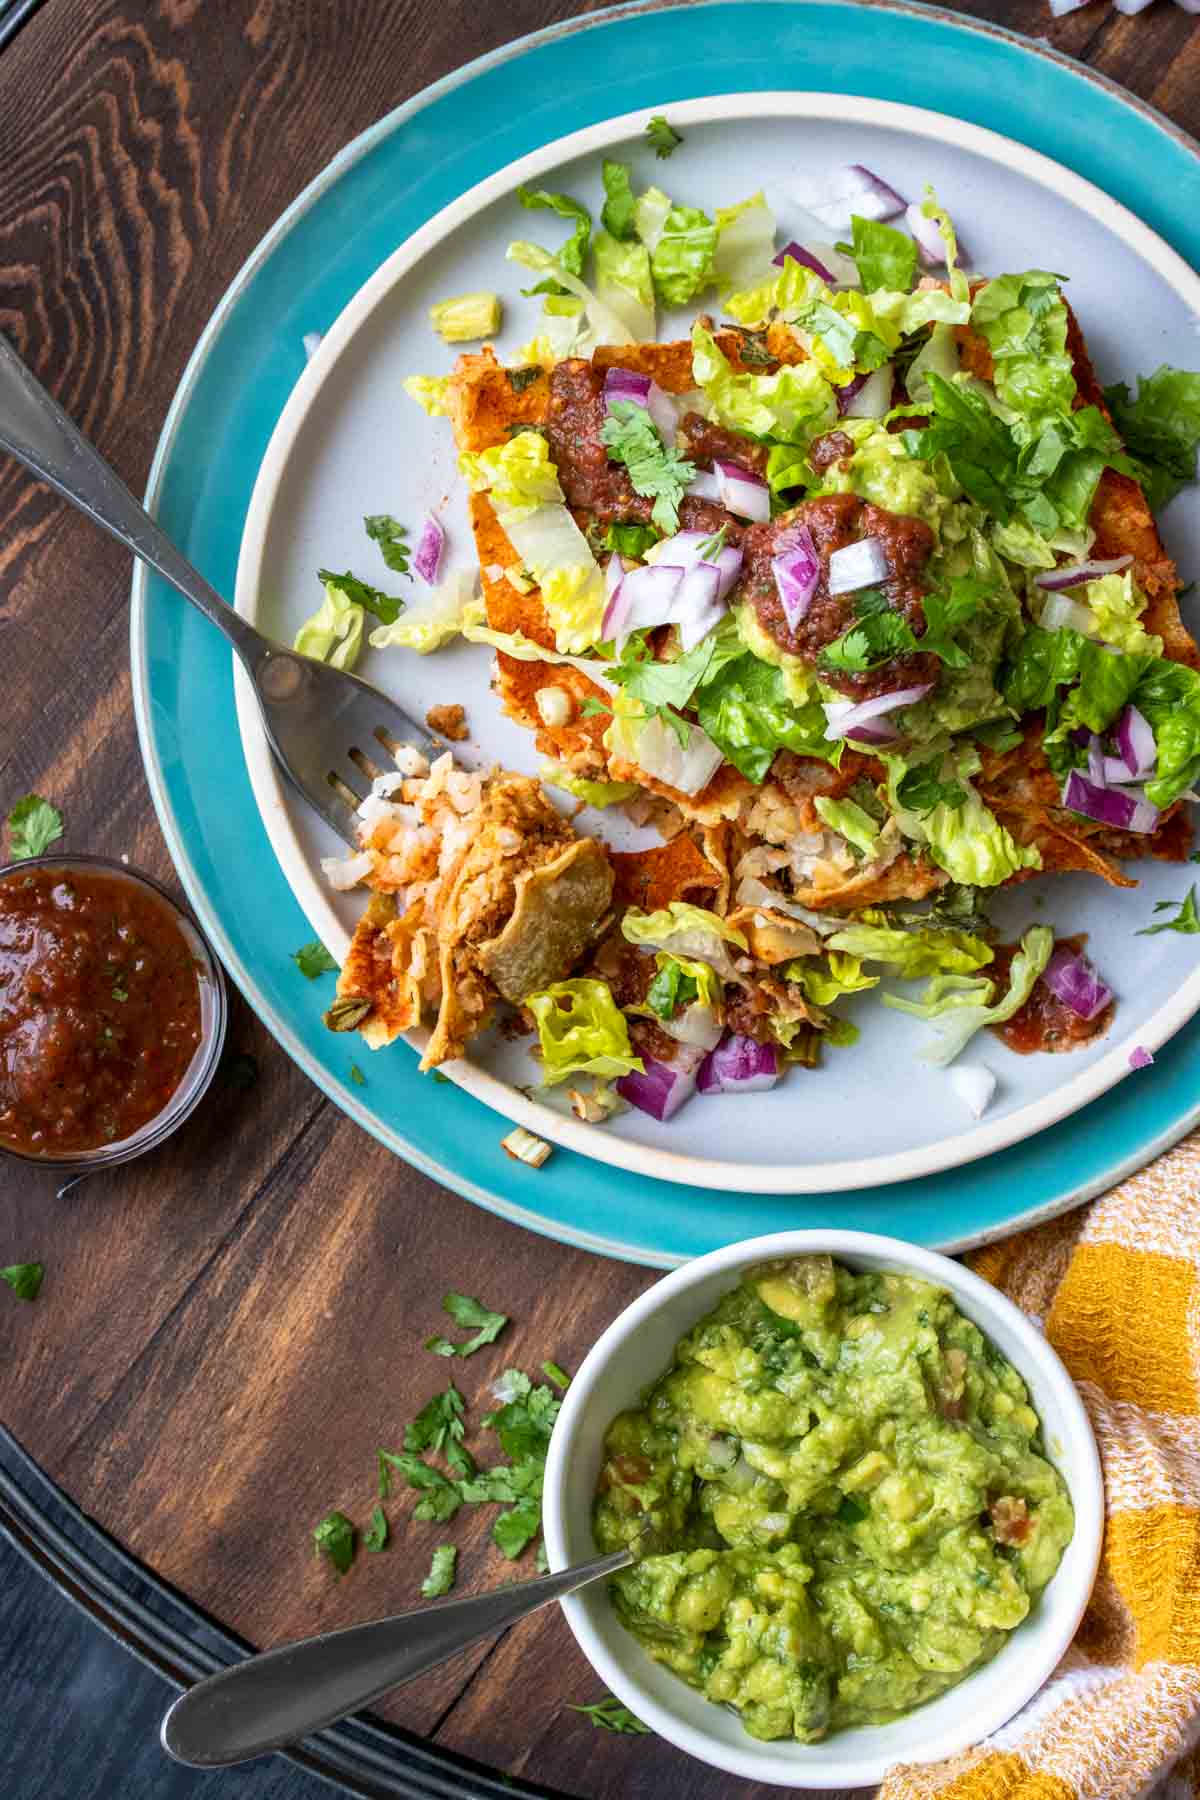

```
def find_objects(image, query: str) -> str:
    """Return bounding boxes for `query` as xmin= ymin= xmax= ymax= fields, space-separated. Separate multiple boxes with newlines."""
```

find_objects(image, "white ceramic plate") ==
xmin=234 ymin=92 xmax=1200 ymax=1195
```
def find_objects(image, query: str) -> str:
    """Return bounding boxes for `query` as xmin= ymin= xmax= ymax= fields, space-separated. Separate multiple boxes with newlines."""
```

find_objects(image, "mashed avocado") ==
xmin=593 ymin=1256 xmax=1073 ymax=1743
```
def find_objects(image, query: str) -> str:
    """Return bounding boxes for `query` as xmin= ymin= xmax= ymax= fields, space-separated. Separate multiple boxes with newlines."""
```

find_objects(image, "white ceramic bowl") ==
xmin=542 ymin=1230 xmax=1103 ymax=1790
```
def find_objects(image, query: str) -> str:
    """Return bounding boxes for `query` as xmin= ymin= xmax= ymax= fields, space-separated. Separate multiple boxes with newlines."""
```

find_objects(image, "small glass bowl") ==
xmin=0 ymin=853 xmax=228 ymax=1175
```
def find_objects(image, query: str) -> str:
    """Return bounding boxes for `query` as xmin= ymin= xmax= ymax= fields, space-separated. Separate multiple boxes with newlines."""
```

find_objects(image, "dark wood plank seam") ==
xmin=427 ymin=1626 xmax=515 ymax=1739
xmin=48 ymin=1091 xmax=332 ymax=1468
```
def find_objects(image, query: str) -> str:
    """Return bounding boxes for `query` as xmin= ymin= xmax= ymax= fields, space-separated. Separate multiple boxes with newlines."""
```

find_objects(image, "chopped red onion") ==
xmin=413 ymin=514 xmax=445 ymax=585
xmin=617 ymin=1049 xmax=701 ymax=1121
xmin=842 ymin=364 xmax=893 ymax=420
xmin=1087 ymin=735 xmax=1105 ymax=787
xmin=1128 ymin=1044 xmax=1154 ymax=1071
xmin=822 ymin=683 xmax=933 ymax=741
xmin=771 ymin=526 xmax=820 ymax=630
xmin=603 ymin=366 xmax=679 ymax=444
xmin=773 ymin=240 xmax=837 ymax=284
xmin=1062 ymin=769 xmax=1160 ymax=834
xmin=698 ymin=1034 xmax=779 ymax=1096
xmin=653 ymin=529 xmax=744 ymax=601
xmin=905 ymin=203 xmax=950 ymax=269
xmin=1115 ymin=704 xmax=1156 ymax=781
xmin=1034 ymin=555 xmax=1134 ymax=592
xmin=836 ymin=371 xmax=869 ymax=416
xmin=620 ymin=562 xmax=686 ymax=637
xmin=714 ymin=458 xmax=770 ymax=523
xmin=602 ymin=552 xmax=628 ymax=643
xmin=673 ymin=560 xmax=725 ymax=652
xmin=794 ymin=165 xmax=907 ymax=228
xmin=1042 ymin=946 xmax=1113 ymax=1022
xmin=685 ymin=468 xmax=723 ymax=503
xmin=1039 ymin=592 xmax=1097 ymax=635
xmin=828 ymin=536 xmax=889 ymax=595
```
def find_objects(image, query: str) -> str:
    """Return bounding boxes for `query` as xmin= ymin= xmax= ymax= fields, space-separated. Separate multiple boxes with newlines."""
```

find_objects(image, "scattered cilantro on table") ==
xmin=7 ymin=794 xmax=63 ymax=861
xmin=313 ymin=1510 xmax=356 ymax=1575
xmin=1137 ymin=884 xmax=1200 ymax=936
xmin=568 ymin=1695 xmax=651 ymax=1735
xmin=421 ymin=1545 xmax=458 ymax=1597
xmin=403 ymin=1383 xmax=475 ymax=1478
xmin=1 ymin=1263 xmax=44 ymax=1302
xmin=364 ymin=1505 xmax=389 ymax=1552
xmin=425 ymin=1292 xmax=509 ymax=1359
xmin=292 ymin=940 xmax=338 ymax=979
xmin=645 ymin=115 xmax=682 ymax=159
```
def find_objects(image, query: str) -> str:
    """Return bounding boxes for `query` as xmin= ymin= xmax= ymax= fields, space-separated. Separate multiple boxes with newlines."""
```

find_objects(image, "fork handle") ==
xmin=0 ymin=331 xmax=267 ymax=669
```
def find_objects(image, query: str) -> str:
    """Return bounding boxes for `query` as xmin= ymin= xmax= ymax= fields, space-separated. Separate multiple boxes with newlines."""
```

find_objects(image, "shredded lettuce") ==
xmin=403 ymin=374 xmax=451 ymax=417
xmin=601 ymin=160 xmax=638 ymax=240
xmin=524 ymin=979 xmax=643 ymax=1085
xmin=369 ymin=570 xmax=476 ymax=654
xmin=905 ymin=323 xmax=960 ymax=405
xmin=970 ymin=271 xmax=1074 ymax=418
xmin=813 ymin=795 xmax=880 ymax=857
xmin=429 ymin=292 xmax=501 ymax=342
xmin=458 ymin=433 xmax=605 ymax=652
xmin=711 ymin=192 xmax=778 ymax=294
xmin=882 ymin=748 xmax=1040 ymax=887
xmin=788 ymin=952 xmax=879 ymax=1005
xmin=691 ymin=322 xmax=836 ymax=442
xmin=621 ymin=902 xmax=747 ymax=982
xmin=650 ymin=203 xmax=718 ymax=306
xmin=849 ymin=215 xmax=917 ymax=294
xmin=1080 ymin=571 xmax=1163 ymax=657
xmin=515 ymin=185 xmax=591 ymax=286
xmin=593 ymin=230 xmax=655 ymax=340
xmin=637 ymin=952 xmax=722 ymax=1021
xmin=294 ymin=579 xmax=364 ymax=670
xmin=633 ymin=184 xmax=673 ymax=255
xmin=883 ymin=924 xmax=1053 ymax=1065
xmin=1129 ymin=658 xmax=1200 ymax=809
xmin=539 ymin=762 xmax=638 ymax=807
xmin=919 ymin=187 xmax=969 ymax=304
xmin=694 ymin=649 xmax=839 ymax=783
xmin=1104 ymin=365 xmax=1200 ymax=512
xmin=506 ymin=241 xmax=634 ymax=349
xmin=823 ymin=921 xmax=993 ymax=978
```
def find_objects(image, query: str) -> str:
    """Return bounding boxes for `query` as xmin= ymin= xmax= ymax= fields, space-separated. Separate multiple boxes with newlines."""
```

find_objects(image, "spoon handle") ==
xmin=160 ymin=1546 xmax=632 ymax=1768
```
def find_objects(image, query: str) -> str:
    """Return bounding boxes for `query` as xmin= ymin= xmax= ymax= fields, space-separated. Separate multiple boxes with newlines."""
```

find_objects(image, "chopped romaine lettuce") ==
xmin=633 ymin=184 xmax=673 ymax=255
xmin=849 ymin=215 xmax=918 ymax=294
xmin=691 ymin=322 xmax=836 ymax=442
xmin=1104 ymin=365 xmax=1200 ymax=512
xmin=601 ymin=160 xmax=638 ymax=240
xmin=813 ymin=795 xmax=881 ymax=856
xmin=905 ymin=322 xmax=960 ymax=405
xmin=593 ymin=231 xmax=656 ymax=341
xmin=788 ymin=952 xmax=879 ymax=1005
xmin=694 ymin=650 xmax=838 ymax=783
xmin=650 ymin=204 xmax=718 ymax=306
xmin=970 ymin=271 xmax=1074 ymax=418
xmin=1075 ymin=571 xmax=1162 ymax=657
xmin=918 ymin=187 xmax=969 ymax=304
xmin=621 ymin=902 xmax=747 ymax=982
xmin=294 ymin=579 xmax=364 ymax=670
xmin=507 ymin=241 xmax=635 ymax=349
xmin=515 ymin=185 xmax=591 ymax=286
xmin=429 ymin=292 xmax=501 ymax=342
xmin=881 ymin=748 xmax=1041 ymax=886
xmin=370 ymin=570 xmax=477 ymax=654
xmin=823 ymin=920 xmax=993 ymax=978
xmin=525 ymin=979 xmax=643 ymax=1085
xmin=403 ymin=374 xmax=451 ymax=416
xmin=711 ymin=192 xmax=778 ymax=293
xmin=883 ymin=924 xmax=1053 ymax=1065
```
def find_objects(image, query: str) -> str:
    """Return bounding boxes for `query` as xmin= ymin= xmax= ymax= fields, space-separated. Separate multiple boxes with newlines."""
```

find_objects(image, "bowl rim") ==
xmin=0 ymin=852 xmax=229 ymax=1171
xmin=542 ymin=1228 xmax=1104 ymax=1789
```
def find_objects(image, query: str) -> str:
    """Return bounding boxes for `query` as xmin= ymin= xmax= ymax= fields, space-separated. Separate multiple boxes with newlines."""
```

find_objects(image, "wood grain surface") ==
xmin=1 ymin=3 xmax=1198 ymax=1796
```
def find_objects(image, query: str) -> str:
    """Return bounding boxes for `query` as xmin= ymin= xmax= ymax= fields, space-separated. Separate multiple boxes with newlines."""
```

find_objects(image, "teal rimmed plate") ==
xmin=131 ymin=0 xmax=1200 ymax=1265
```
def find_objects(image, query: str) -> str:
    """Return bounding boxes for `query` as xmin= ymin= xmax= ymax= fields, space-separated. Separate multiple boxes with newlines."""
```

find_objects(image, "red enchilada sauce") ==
xmin=0 ymin=866 xmax=202 ymax=1155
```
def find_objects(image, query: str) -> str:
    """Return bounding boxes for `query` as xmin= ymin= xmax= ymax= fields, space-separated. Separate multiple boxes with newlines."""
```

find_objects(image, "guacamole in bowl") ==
xmin=592 ymin=1255 xmax=1074 ymax=1743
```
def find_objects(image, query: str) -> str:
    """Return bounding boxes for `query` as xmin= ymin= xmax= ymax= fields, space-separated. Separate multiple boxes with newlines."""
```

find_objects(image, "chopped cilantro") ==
xmin=604 ymin=523 xmax=660 ymax=558
xmin=820 ymin=609 xmax=915 ymax=675
xmin=645 ymin=959 xmax=700 ymax=1021
xmin=378 ymin=1451 xmax=463 ymax=1523
xmin=364 ymin=1505 xmax=389 ymax=1552
xmin=1 ymin=1262 xmax=44 ymax=1302
xmin=349 ymin=1062 xmax=366 ymax=1086
xmin=695 ymin=523 xmax=729 ymax=561
xmin=836 ymin=1494 xmax=869 ymax=1525
xmin=313 ymin=1510 xmax=355 ymax=1575
xmin=421 ymin=1545 xmax=457 ymax=1597
xmin=363 ymin=514 xmax=413 ymax=575
xmin=568 ymin=1695 xmax=651 ymax=1734
xmin=605 ymin=631 xmax=719 ymax=746
xmin=425 ymin=1292 xmax=509 ymax=1359
xmin=1137 ymin=884 xmax=1200 ymax=936
xmin=292 ymin=940 xmax=338 ymax=979
xmin=404 ymin=1383 xmax=475 ymax=1479
xmin=317 ymin=567 xmax=405 ymax=623
xmin=599 ymin=400 xmax=695 ymax=535
xmin=645 ymin=115 xmax=682 ymax=158
xmin=506 ymin=365 xmax=542 ymax=394
xmin=7 ymin=794 xmax=63 ymax=861
xmin=579 ymin=695 xmax=613 ymax=720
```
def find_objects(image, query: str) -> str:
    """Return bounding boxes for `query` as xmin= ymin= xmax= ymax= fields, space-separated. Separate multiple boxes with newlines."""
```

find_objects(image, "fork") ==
xmin=0 ymin=331 xmax=437 ymax=844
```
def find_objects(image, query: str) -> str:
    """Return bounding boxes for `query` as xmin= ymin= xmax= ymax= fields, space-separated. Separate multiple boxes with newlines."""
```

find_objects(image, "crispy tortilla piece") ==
xmin=475 ymin=836 xmax=614 ymax=1003
xmin=446 ymin=348 xmax=551 ymax=453
xmin=725 ymin=907 xmax=822 ymax=963
xmin=425 ymin=940 xmax=495 ymax=1068
xmin=610 ymin=835 xmax=724 ymax=912
xmin=790 ymin=852 xmax=945 ymax=912
xmin=337 ymin=894 xmax=429 ymax=1050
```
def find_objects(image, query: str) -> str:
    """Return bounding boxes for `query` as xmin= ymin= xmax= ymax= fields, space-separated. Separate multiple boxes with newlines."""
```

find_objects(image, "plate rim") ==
xmin=233 ymin=85 xmax=1200 ymax=1195
xmin=129 ymin=0 xmax=1200 ymax=1254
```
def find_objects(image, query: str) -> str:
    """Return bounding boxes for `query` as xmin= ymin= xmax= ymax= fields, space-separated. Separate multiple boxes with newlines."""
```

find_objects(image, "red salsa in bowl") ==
xmin=0 ymin=857 xmax=226 ymax=1164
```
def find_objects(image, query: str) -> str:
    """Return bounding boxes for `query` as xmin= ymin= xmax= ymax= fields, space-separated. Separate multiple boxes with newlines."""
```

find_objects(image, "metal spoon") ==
xmin=159 ymin=1544 xmax=634 ymax=1767
xmin=0 ymin=331 xmax=437 ymax=845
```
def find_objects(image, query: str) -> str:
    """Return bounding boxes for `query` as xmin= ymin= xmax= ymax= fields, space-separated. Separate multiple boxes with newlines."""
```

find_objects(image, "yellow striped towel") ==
xmin=877 ymin=1132 xmax=1200 ymax=1800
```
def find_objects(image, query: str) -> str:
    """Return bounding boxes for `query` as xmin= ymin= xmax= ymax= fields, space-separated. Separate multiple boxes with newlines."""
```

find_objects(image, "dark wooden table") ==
xmin=2 ymin=2 xmax=1198 ymax=1795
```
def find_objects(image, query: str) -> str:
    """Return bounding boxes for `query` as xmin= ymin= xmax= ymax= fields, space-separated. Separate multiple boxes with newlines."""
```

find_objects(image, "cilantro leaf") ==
xmin=645 ymin=959 xmax=699 ymax=1021
xmin=292 ymin=940 xmax=338 ymax=979
xmin=836 ymin=1494 xmax=869 ymax=1525
xmin=1104 ymin=366 xmax=1200 ymax=512
xmin=601 ymin=160 xmax=637 ymax=240
xmin=1137 ymin=885 xmax=1200 ymax=937
xmin=313 ymin=1511 xmax=355 ymax=1575
xmin=363 ymin=514 xmax=412 ymax=574
xmin=604 ymin=522 xmax=660 ymax=557
xmin=425 ymin=1292 xmax=509 ymax=1359
xmin=645 ymin=115 xmax=682 ymax=158
xmin=421 ymin=1545 xmax=457 ymax=1597
xmin=404 ymin=1384 xmax=475 ymax=1478
xmin=349 ymin=1062 xmax=365 ymax=1086
xmin=599 ymin=399 xmax=695 ymax=535
xmin=378 ymin=1451 xmax=462 ymax=1522
xmin=820 ymin=608 xmax=917 ymax=675
xmin=1 ymin=1262 xmax=44 ymax=1302
xmin=364 ymin=1505 xmax=389 ymax=1552
xmin=516 ymin=185 xmax=591 ymax=289
xmin=317 ymin=568 xmax=405 ymax=623
xmin=568 ymin=1695 xmax=651 ymax=1735
xmin=493 ymin=1496 xmax=542 ymax=1560
xmin=850 ymin=215 xmax=918 ymax=294
xmin=7 ymin=795 xmax=63 ymax=861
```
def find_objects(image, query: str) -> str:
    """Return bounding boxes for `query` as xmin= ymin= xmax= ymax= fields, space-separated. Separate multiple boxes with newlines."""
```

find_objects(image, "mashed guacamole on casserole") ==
xmin=593 ymin=1256 xmax=1073 ymax=1742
